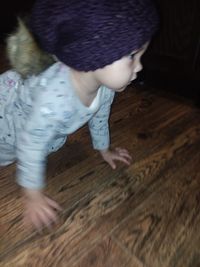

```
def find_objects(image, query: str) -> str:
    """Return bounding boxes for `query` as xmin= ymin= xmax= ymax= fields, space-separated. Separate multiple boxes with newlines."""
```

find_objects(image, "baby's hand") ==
xmin=22 ymin=188 xmax=62 ymax=232
xmin=99 ymin=147 xmax=132 ymax=169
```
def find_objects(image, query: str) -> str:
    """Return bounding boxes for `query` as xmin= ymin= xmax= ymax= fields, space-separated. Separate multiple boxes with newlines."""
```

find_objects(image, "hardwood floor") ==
xmin=0 ymin=67 xmax=200 ymax=266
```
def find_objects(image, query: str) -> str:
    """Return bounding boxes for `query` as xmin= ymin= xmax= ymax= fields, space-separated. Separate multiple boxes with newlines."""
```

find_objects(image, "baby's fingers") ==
xmin=29 ymin=212 xmax=44 ymax=233
xmin=30 ymin=208 xmax=57 ymax=232
xmin=39 ymin=208 xmax=58 ymax=230
xmin=46 ymin=197 xmax=63 ymax=211
xmin=105 ymin=158 xmax=116 ymax=169
xmin=43 ymin=206 xmax=59 ymax=224
xmin=118 ymin=151 xmax=132 ymax=162
xmin=115 ymin=148 xmax=132 ymax=160
xmin=111 ymin=155 xmax=129 ymax=166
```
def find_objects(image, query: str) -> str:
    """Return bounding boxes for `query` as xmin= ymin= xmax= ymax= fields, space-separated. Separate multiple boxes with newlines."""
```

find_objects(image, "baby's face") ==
xmin=94 ymin=43 xmax=148 ymax=92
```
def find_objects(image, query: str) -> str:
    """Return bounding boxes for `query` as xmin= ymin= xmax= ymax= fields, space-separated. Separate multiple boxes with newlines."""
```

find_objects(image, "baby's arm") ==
xmin=16 ymin=87 xmax=65 ymax=231
xmin=17 ymin=109 xmax=62 ymax=231
xmin=88 ymin=90 xmax=132 ymax=169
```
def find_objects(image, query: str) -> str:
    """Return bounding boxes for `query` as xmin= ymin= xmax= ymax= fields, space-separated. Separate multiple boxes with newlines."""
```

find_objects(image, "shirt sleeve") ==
xmin=16 ymin=83 xmax=67 ymax=189
xmin=88 ymin=90 xmax=115 ymax=150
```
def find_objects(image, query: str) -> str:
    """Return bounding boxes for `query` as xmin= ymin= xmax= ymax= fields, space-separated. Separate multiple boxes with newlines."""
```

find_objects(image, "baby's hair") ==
xmin=6 ymin=18 xmax=55 ymax=79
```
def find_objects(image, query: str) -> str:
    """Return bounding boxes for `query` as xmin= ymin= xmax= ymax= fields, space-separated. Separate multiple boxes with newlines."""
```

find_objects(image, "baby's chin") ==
xmin=112 ymin=86 xmax=126 ymax=92
xmin=115 ymin=76 xmax=137 ymax=92
xmin=116 ymin=82 xmax=134 ymax=92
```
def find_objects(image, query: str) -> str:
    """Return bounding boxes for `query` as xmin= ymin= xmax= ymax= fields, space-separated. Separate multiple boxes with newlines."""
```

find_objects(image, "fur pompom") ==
xmin=6 ymin=18 xmax=55 ymax=79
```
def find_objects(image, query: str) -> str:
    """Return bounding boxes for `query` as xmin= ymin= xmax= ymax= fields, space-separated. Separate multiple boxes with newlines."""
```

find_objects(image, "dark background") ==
xmin=0 ymin=0 xmax=200 ymax=103
xmin=0 ymin=0 xmax=35 ymax=41
xmin=143 ymin=0 xmax=200 ymax=104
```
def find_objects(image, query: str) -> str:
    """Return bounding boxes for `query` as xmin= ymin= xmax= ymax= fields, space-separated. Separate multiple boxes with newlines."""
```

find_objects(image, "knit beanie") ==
xmin=30 ymin=0 xmax=159 ymax=71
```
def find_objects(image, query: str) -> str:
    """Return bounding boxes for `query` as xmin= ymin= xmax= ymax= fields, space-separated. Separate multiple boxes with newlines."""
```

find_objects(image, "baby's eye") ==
xmin=130 ymin=52 xmax=136 ymax=60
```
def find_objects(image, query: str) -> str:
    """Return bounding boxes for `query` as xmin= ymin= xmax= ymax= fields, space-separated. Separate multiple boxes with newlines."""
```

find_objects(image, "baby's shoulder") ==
xmin=27 ymin=62 xmax=74 ymax=116
xmin=39 ymin=62 xmax=71 ymax=89
xmin=33 ymin=62 xmax=73 ymax=100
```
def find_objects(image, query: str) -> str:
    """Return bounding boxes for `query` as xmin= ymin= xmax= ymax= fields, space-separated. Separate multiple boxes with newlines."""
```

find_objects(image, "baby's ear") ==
xmin=6 ymin=18 xmax=55 ymax=79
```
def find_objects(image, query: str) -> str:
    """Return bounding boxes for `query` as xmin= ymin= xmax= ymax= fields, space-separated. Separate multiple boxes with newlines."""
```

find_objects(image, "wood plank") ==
xmin=71 ymin=236 xmax=137 ymax=267
xmin=112 ymin=152 xmax=200 ymax=267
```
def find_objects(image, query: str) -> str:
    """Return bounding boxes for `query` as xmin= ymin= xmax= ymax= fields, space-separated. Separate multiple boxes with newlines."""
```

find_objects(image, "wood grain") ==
xmin=71 ymin=237 xmax=134 ymax=267
xmin=112 ymin=153 xmax=200 ymax=267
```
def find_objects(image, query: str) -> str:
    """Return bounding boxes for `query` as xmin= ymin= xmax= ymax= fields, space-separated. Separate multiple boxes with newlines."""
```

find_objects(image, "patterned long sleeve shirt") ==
xmin=0 ymin=62 xmax=115 ymax=189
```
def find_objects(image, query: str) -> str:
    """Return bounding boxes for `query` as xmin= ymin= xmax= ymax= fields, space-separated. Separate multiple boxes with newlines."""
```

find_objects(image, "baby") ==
xmin=0 ymin=0 xmax=158 ymax=230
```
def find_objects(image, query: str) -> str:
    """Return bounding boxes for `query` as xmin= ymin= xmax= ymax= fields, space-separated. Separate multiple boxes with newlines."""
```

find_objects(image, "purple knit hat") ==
xmin=30 ymin=0 xmax=159 ymax=71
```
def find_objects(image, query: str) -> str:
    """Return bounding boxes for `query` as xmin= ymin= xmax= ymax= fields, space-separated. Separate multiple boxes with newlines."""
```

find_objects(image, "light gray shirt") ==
xmin=0 ymin=62 xmax=115 ymax=189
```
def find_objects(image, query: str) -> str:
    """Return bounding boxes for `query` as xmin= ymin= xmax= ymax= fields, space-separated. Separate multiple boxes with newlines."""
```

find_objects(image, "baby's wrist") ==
xmin=99 ymin=148 xmax=111 ymax=158
xmin=99 ymin=148 xmax=109 ymax=154
xmin=21 ymin=187 xmax=43 ymax=200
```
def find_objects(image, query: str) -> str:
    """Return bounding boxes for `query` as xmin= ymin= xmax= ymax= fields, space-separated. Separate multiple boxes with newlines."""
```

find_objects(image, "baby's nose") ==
xmin=134 ymin=62 xmax=143 ymax=73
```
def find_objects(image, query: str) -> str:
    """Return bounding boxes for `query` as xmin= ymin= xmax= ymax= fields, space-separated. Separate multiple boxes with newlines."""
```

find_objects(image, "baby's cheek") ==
xmin=120 ymin=68 xmax=133 ymax=83
xmin=115 ymin=76 xmax=131 ymax=89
